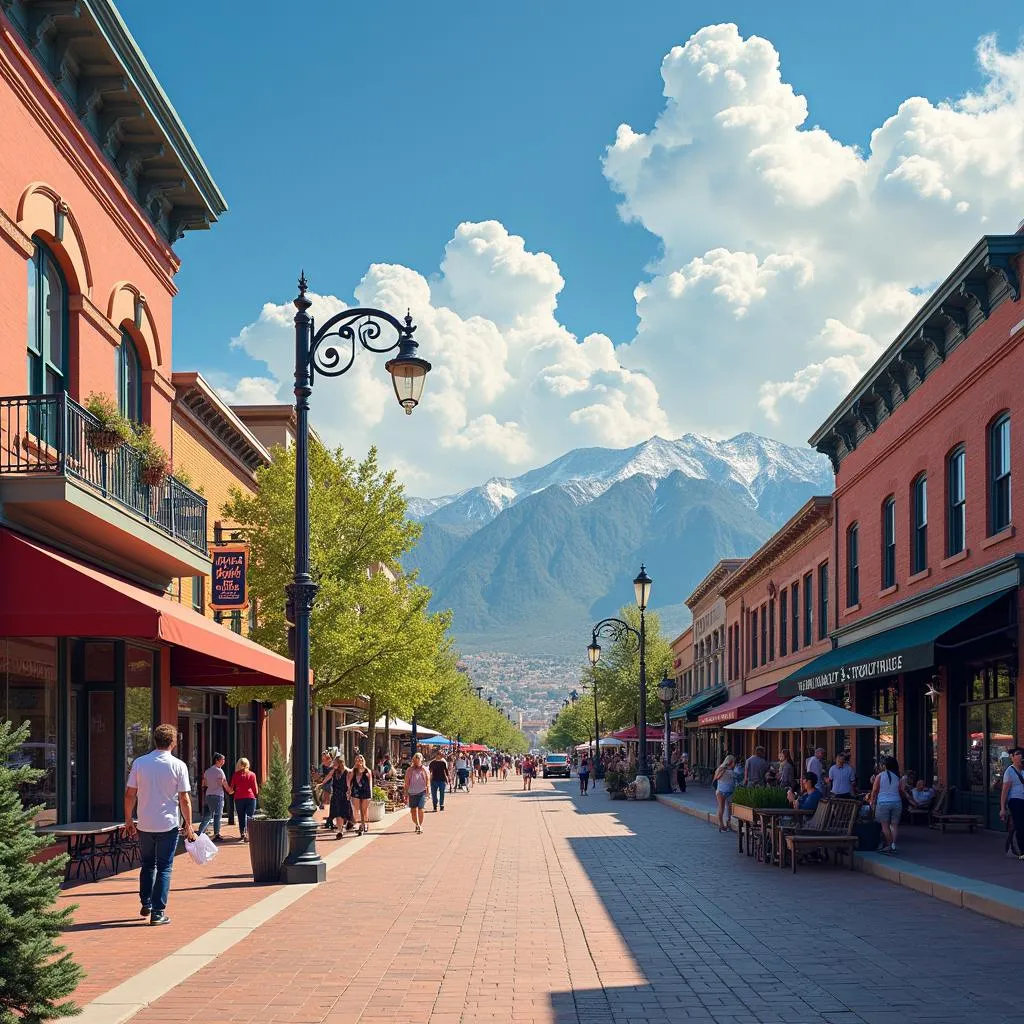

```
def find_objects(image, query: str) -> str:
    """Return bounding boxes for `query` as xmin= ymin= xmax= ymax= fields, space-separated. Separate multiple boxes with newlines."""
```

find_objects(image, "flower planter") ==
xmin=367 ymin=799 xmax=386 ymax=823
xmin=247 ymin=816 xmax=289 ymax=883
xmin=85 ymin=427 xmax=124 ymax=453
xmin=140 ymin=465 xmax=167 ymax=487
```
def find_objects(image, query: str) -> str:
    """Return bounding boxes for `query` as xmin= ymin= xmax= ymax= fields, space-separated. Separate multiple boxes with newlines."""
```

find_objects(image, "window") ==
xmin=27 ymin=241 xmax=67 ymax=397
xmin=117 ymin=330 xmax=143 ymax=423
xmin=733 ymin=626 xmax=739 ymax=679
xmin=230 ymin=610 xmax=242 ymax=634
xmin=882 ymin=496 xmax=896 ymax=589
xmin=990 ymin=415 xmax=1011 ymax=535
xmin=750 ymin=608 xmax=757 ymax=668
xmin=768 ymin=599 xmax=775 ymax=661
xmin=948 ymin=446 xmax=966 ymax=556
xmin=760 ymin=603 xmax=767 ymax=665
xmin=847 ymin=524 xmax=860 ymax=606
xmin=803 ymin=573 xmax=812 ymax=647
xmin=191 ymin=576 xmax=204 ymax=613
xmin=779 ymin=589 xmax=788 ymax=657
xmin=791 ymin=581 xmax=799 ymax=653
xmin=912 ymin=476 xmax=928 ymax=574
xmin=818 ymin=562 xmax=828 ymax=640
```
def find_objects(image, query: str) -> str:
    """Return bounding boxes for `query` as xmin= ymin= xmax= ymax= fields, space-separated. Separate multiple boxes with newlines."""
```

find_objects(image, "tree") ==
xmin=258 ymin=739 xmax=291 ymax=820
xmin=0 ymin=719 xmax=82 ymax=1024
xmin=222 ymin=441 xmax=454 ymax=763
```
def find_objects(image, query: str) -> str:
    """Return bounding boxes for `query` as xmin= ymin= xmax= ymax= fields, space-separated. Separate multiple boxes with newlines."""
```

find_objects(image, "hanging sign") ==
xmin=210 ymin=544 xmax=249 ymax=610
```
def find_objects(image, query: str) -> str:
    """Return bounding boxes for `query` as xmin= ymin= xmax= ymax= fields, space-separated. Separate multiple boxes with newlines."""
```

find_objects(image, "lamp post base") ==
xmin=280 ymin=858 xmax=326 ymax=885
xmin=654 ymin=768 xmax=672 ymax=794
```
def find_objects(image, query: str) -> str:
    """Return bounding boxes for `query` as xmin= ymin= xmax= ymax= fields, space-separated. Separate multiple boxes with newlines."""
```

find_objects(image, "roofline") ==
xmin=685 ymin=558 xmax=745 ymax=610
xmin=90 ymin=0 xmax=226 ymax=219
xmin=720 ymin=496 xmax=833 ymax=596
xmin=670 ymin=625 xmax=693 ymax=648
xmin=172 ymin=371 xmax=271 ymax=466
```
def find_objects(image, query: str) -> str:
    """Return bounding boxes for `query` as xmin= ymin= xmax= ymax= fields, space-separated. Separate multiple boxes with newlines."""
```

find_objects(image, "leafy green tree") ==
xmin=0 ymin=720 xmax=82 ymax=1024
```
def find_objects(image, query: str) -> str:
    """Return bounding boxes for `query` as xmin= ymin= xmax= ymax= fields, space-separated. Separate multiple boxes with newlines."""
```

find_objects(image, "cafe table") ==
xmin=35 ymin=821 xmax=128 ymax=883
xmin=751 ymin=807 xmax=815 ymax=868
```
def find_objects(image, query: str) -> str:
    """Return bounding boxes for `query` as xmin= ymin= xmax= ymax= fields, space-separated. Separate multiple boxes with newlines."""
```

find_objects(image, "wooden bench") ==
xmin=928 ymin=788 xmax=982 ymax=833
xmin=783 ymin=799 xmax=860 ymax=872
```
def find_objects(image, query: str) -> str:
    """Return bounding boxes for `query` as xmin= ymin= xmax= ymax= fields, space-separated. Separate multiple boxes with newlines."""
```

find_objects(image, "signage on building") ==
xmin=210 ymin=544 xmax=249 ymax=610
xmin=694 ymin=599 xmax=725 ymax=640
xmin=785 ymin=647 xmax=931 ymax=696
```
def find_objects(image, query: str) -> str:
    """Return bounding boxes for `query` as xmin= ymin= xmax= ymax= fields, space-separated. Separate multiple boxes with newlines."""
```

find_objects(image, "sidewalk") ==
xmin=656 ymin=787 xmax=1024 ymax=927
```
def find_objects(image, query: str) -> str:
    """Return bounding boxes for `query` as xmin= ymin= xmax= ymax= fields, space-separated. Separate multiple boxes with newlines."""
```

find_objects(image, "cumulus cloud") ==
xmin=219 ymin=26 xmax=1024 ymax=494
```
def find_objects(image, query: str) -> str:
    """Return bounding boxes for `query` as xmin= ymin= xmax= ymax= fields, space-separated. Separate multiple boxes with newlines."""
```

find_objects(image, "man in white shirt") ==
xmin=806 ymin=747 xmax=826 ymax=793
xmin=455 ymin=754 xmax=470 ymax=791
xmin=124 ymin=723 xmax=195 ymax=925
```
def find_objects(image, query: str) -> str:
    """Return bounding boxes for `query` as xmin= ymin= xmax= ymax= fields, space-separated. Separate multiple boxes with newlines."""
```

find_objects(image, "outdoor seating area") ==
xmin=35 ymin=821 xmax=140 ymax=884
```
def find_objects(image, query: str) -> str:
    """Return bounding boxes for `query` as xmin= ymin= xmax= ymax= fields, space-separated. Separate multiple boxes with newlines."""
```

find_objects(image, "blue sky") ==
xmin=119 ymin=1 xmax=1024 ymax=494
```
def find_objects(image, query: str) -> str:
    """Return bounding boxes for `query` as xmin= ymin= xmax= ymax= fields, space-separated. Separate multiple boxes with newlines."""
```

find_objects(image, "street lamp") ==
xmin=655 ymin=671 xmax=676 ymax=794
xmin=283 ymin=273 xmax=431 ymax=885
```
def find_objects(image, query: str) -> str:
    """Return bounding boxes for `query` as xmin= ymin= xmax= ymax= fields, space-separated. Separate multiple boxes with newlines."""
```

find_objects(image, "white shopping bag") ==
xmin=184 ymin=832 xmax=219 ymax=865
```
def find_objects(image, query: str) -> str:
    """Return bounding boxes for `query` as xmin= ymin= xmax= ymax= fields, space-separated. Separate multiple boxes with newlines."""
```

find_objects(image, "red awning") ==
xmin=0 ymin=530 xmax=297 ymax=687
xmin=610 ymin=725 xmax=682 ymax=742
xmin=698 ymin=686 xmax=782 ymax=727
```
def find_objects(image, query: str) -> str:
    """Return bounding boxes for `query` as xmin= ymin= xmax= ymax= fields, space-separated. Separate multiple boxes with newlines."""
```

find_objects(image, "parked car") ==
xmin=542 ymin=754 xmax=570 ymax=778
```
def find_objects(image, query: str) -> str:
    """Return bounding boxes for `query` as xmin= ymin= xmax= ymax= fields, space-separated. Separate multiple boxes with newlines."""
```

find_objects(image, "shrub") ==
xmin=371 ymin=786 xmax=388 ymax=802
xmin=732 ymin=785 xmax=790 ymax=809
xmin=605 ymin=770 xmax=624 ymax=793
xmin=0 ymin=719 xmax=83 ymax=1022
xmin=258 ymin=739 xmax=291 ymax=819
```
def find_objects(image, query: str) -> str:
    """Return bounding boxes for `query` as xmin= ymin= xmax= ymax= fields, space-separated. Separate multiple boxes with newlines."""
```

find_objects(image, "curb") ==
xmin=655 ymin=793 xmax=1024 ymax=928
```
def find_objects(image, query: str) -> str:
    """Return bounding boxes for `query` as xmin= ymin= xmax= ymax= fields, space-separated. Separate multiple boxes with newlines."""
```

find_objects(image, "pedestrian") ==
xmin=743 ymin=745 xmax=769 ymax=786
xmin=455 ymin=751 xmax=470 ymax=792
xmin=317 ymin=750 xmax=334 ymax=827
xmin=350 ymin=753 xmax=373 ymax=834
xmin=827 ymin=751 xmax=857 ymax=798
xmin=429 ymin=749 xmax=451 ymax=811
xmin=1000 ymin=747 xmax=1024 ymax=860
xmin=523 ymin=754 xmax=535 ymax=791
xmin=325 ymin=755 xmax=354 ymax=839
xmin=198 ymin=752 xmax=231 ymax=842
xmin=870 ymin=756 xmax=908 ymax=854
xmin=578 ymin=755 xmax=590 ymax=795
xmin=123 ymin=723 xmax=195 ymax=926
xmin=806 ymin=747 xmax=827 ymax=793
xmin=480 ymin=754 xmax=490 ymax=783
xmin=404 ymin=752 xmax=430 ymax=834
xmin=713 ymin=754 xmax=737 ymax=832
xmin=777 ymin=748 xmax=796 ymax=789
xmin=676 ymin=751 xmax=688 ymax=793
xmin=229 ymin=757 xmax=259 ymax=842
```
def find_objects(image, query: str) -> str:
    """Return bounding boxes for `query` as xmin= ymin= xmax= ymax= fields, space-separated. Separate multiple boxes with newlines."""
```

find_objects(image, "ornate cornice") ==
xmin=810 ymin=234 xmax=1024 ymax=471
xmin=0 ymin=205 xmax=33 ymax=256
xmin=686 ymin=558 xmax=745 ymax=611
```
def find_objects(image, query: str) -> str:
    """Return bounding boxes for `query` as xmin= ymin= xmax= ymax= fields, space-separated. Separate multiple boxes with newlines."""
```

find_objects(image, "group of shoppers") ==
xmin=316 ymin=751 xmax=376 ymax=838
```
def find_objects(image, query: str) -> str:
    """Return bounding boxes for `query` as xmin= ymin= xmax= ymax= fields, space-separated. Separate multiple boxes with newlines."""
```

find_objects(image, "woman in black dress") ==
xmin=327 ymin=756 xmax=354 ymax=839
xmin=350 ymin=753 xmax=373 ymax=834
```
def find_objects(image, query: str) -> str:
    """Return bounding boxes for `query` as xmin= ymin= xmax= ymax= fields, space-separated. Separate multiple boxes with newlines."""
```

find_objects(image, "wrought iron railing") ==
xmin=0 ymin=393 xmax=208 ymax=555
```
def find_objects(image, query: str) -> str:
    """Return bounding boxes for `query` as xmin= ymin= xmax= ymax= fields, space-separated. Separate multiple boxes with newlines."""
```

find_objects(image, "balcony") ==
xmin=0 ymin=393 xmax=209 ymax=583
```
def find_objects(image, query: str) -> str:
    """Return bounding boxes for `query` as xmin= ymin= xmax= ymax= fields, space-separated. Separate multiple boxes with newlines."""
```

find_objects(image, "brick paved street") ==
xmin=80 ymin=778 xmax=1016 ymax=1024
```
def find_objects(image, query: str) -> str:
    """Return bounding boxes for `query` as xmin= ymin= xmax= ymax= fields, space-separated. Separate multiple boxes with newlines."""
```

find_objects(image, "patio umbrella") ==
xmin=724 ymin=695 xmax=884 ymax=731
xmin=421 ymin=736 xmax=455 ymax=746
xmin=337 ymin=717 xmax=442 ymax=736
xmin=574 ymin=737 xmax=625 ymax=751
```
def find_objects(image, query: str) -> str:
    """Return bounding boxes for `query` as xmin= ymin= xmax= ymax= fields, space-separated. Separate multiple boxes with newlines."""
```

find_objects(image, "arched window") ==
xmin=912 ymin=475 xmax=928 ymax=574
xmin=118 ymin=329 xmax=143 ymax=423
xmin=882 ymin=497 xmax=896 ymax=589
xmin=947 ymin=446 xmax=966 ymax=556
xmin=27 ymin=240 xmax=67 ymax=396
xmin=989 ymin=415 xmax=1011 ymax=535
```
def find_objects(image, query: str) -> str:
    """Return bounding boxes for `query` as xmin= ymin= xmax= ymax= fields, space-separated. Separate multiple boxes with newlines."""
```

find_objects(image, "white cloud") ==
xmin=219 ymin=26 xmax=1024 ymax=494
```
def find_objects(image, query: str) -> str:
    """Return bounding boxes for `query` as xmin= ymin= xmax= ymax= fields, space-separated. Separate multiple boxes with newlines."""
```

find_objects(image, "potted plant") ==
xmin=604 ymin=770 xmax=627 ymax=800
xmin=248 ymin=739 xmax=291 ymax=883
xmin=731 ymin=785 xmax=790 ymax=823
xmin=83 ymin=392 xmax=131 ymax=453
xmin=133 ymin=425 xmax=168 ymax=487
xmin=368 ymin=785 xmax=387 ymax=823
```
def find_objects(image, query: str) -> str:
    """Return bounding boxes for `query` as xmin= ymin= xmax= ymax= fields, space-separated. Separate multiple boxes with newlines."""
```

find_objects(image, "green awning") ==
xmin=778 ymin=590 xmax=1013 ymax=697
xmin=670 ymin=685 xmax=727 ymax=721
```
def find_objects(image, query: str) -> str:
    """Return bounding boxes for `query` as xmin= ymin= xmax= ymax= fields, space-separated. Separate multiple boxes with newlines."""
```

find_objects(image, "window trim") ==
xmin=846 ymin=523 xmax=860 ymax=607
xmin=882 ymin=496 xmax=896 ymax=590
xmin=817 ymin=561 xmax=828 ymax=640
xmin=989 ymin=414 xmax=1011 ymax=536
xmin=911 ymin=475 xmax=928 ymax=575
xmin=779 ymin=588 xmax=788 ymax=658
xmin=117 ymin=328 xmax=144 ymax=424
xmin=28 ymin=239 xmax=68 ymax=397
xmin=802 ymin=572 xmax=813 ymax=647
xmin=947 ymin=445 xmax=966 ymax=557
xmin=791 ymin=581 xmax=799 ymax=653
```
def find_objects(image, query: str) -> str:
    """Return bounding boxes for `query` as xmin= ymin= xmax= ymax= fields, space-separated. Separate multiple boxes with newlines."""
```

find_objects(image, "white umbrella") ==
xmin=337 ymin=717 xmax=442 ymax=736
xmin=725 ymin=695 xmax=884 ymax=731
xmin=574 ymin=737 xmax=626 ymax=751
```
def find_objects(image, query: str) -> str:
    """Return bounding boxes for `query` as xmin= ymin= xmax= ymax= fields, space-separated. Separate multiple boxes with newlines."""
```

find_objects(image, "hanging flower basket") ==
xmin=83 ymin=393 xmax=131 ymax=453
xmin=140 ymin=464 xmax=166 ymax=487
xmin=85 ymin=426 xmax=124 ymax=454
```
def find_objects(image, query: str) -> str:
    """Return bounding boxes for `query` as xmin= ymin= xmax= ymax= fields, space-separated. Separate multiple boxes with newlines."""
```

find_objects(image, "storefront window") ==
xmin=871 ymin=685 xmax=898 ymax=767
xmin=1 ymin=638 xmax=59 ymax=823
xmin=125 ymin=647 xmax=154 ymax=780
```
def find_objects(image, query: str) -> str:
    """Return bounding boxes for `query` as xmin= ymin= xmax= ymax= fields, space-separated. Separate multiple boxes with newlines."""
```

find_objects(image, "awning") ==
xmin=0 ymin=530 xmax=298 ymax=687
xmin=778 ymin=590 xmax=1014 ymax=697
xmin=610 ymin=725 xmax=682 ymax=742
xmin=670 ymin=685 xmax=727 ymax=721
xmin=698 ymin=686 xmax=782 ymax=727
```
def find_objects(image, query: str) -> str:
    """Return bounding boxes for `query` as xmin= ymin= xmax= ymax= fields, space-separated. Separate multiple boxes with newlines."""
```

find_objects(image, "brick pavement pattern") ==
xmin=92 ymin=779 xmax=1014 ymax=1024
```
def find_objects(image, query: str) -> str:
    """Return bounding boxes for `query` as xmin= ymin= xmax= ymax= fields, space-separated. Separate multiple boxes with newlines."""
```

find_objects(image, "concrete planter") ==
xmin=367 ymin=800 xmax=386 ymax=823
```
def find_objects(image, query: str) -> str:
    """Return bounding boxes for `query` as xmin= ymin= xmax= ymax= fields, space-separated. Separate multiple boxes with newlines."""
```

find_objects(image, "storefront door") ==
xmin=70 ymin=641 xmax=120 ymax=821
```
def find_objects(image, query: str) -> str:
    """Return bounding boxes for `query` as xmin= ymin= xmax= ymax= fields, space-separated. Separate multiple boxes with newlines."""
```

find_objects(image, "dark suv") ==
xmin=542 ymin=754 xmax=570 ymax=778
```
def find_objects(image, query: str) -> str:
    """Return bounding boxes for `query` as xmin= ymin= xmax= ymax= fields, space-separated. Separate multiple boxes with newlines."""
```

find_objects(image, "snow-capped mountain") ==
xmin=410 ymin=433 xmax=832 ymax=528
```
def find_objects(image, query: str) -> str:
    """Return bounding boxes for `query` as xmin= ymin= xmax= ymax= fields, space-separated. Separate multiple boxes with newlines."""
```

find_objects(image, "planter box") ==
xmin=367 ymin=800 xmax=386 ymax=823
xmin=248 ymin=817 xmax=289 ymax=883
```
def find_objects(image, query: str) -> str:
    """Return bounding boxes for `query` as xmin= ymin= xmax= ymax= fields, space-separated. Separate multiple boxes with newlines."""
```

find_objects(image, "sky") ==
xmin=119 ymin=1 xmax=1024 ymax=497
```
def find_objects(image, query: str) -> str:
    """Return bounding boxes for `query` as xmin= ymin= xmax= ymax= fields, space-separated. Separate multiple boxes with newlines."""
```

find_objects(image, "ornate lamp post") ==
xmin=588 ymin=564 xmax=654 ymax=796
xmin=283 ymin=274 xmax=431 ymax=885
xmin=655 ymin=672 xmax=676 ymax=794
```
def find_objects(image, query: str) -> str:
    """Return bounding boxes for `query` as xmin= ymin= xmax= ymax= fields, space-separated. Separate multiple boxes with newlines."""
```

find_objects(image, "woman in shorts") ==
xmin=404 ymin=752 xmax=430 ymax=834
xmin=350 ymin=754 xmax=373 ymax=835
xmin=712 ymin=754 xmax=737 ymax=832
xmin=870 ymin=756 xmax=908 ymax=854
xmin=523 ymin=755 xmax=535 ymax=791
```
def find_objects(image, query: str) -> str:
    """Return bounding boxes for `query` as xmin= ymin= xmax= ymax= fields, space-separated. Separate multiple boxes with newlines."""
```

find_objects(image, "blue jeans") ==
xmin=236 ymin=797 xmax=257 ymax=835
xmin=199 ymin=794 xmax=224 ymax=837
xmin=139 ymin=828 xmax=179 ymax=913
xmin=431 ymin=779 xmax=446 ymax=810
